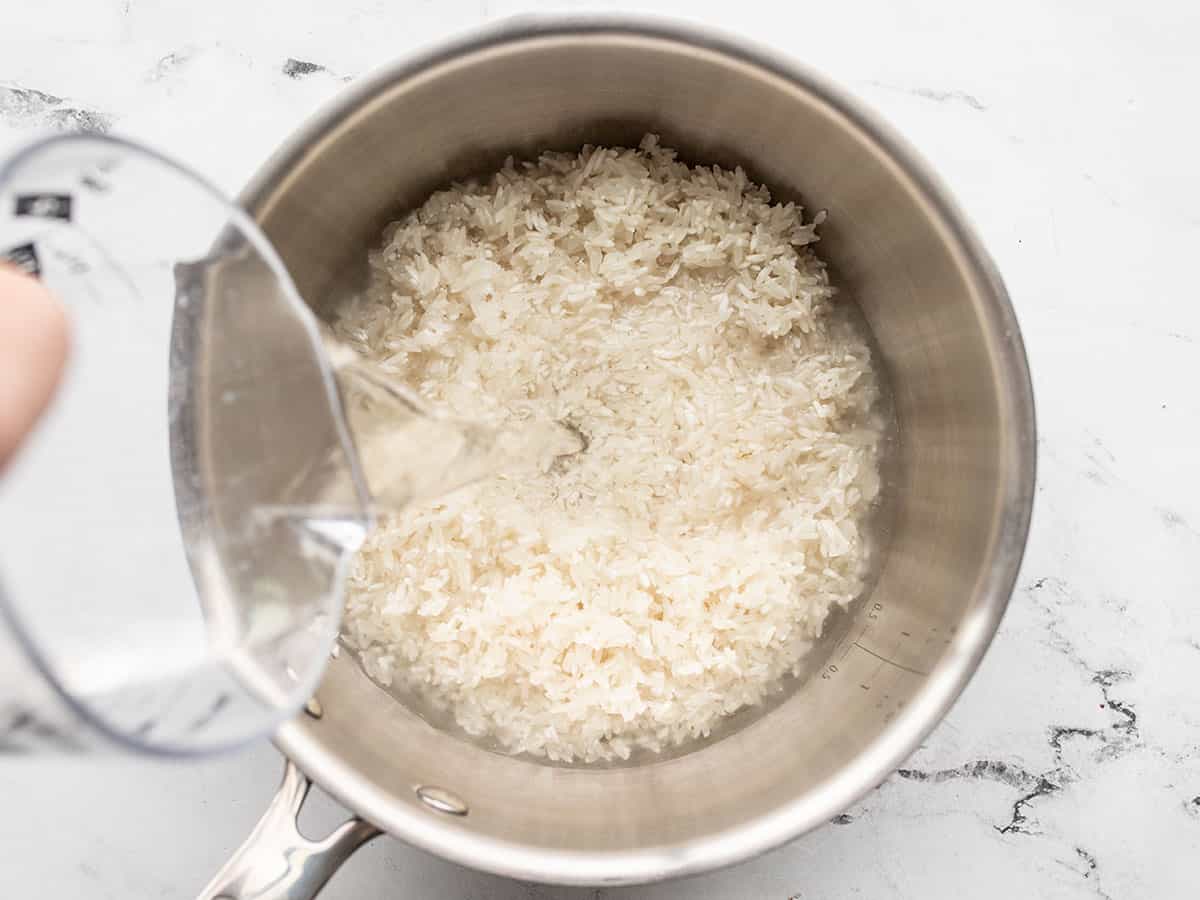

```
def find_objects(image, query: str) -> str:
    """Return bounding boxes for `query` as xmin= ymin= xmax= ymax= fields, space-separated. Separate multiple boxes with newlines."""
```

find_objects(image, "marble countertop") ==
xmin=2 ymin=1 xmax=1197 ymax=897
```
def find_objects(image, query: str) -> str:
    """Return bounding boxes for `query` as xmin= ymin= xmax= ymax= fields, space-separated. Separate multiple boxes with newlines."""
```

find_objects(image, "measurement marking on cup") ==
xmin=853 ymin=641 xmax=929 ymax=677
xmin=839 ymin=601 xmax=885 ymax=662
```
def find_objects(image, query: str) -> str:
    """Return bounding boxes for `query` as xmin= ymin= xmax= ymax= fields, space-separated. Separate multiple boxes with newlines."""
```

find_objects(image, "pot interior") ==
xmin=247 ymin=23 xmax=1033 ymax=884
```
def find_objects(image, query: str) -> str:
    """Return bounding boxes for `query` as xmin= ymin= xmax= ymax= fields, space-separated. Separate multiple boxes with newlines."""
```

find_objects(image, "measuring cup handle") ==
xmin=197 ymin=759 xmax=380 ymax=900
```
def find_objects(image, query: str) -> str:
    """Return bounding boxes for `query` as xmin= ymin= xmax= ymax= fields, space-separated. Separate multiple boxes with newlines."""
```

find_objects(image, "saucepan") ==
xmin=201 ymin=15 xmax=1036 ymax=898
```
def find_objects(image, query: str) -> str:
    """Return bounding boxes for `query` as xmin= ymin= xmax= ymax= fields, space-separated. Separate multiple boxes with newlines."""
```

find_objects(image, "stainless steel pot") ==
xmin=201 ymin=15 xmax=1036 ymax=898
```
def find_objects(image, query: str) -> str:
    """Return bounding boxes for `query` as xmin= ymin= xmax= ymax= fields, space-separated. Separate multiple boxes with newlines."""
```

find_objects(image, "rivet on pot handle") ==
xmin=198 ymin=761 xmax=380 ymax=900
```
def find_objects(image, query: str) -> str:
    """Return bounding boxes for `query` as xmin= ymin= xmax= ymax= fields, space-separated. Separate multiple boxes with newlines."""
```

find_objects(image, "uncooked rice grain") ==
xmin=334 ymin=135 xmax=882 ymax=763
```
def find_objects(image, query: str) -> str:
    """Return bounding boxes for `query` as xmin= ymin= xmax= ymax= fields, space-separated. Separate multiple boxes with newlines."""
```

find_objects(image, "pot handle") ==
xmin=197 ymin=760 xmax=380 ymax=900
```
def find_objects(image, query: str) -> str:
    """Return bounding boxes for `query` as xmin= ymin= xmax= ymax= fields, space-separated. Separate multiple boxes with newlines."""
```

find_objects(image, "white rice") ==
xmin=334 ymin=135 xmax=882 ymax=763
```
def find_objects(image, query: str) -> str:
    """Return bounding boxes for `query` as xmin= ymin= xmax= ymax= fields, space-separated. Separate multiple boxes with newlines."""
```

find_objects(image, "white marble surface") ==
xmin=2 ymin=1 xmax=1199 ymax=897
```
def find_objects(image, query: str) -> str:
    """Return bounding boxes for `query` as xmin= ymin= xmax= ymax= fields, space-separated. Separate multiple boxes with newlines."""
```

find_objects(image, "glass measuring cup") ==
xmin=0 ymin=134 xmax=374 ymax=754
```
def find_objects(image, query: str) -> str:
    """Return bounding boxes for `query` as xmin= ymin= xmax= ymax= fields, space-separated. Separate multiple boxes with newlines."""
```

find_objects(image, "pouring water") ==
xmin=323 ymin=335 xmax=585 ymax=513
xmin=0 ymin=132 xmax=582 ymax=754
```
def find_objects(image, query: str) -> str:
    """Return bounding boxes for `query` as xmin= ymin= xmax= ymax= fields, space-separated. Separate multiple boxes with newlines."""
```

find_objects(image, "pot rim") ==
xmin=250 ymin=12 xmax=1037 ymax=886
